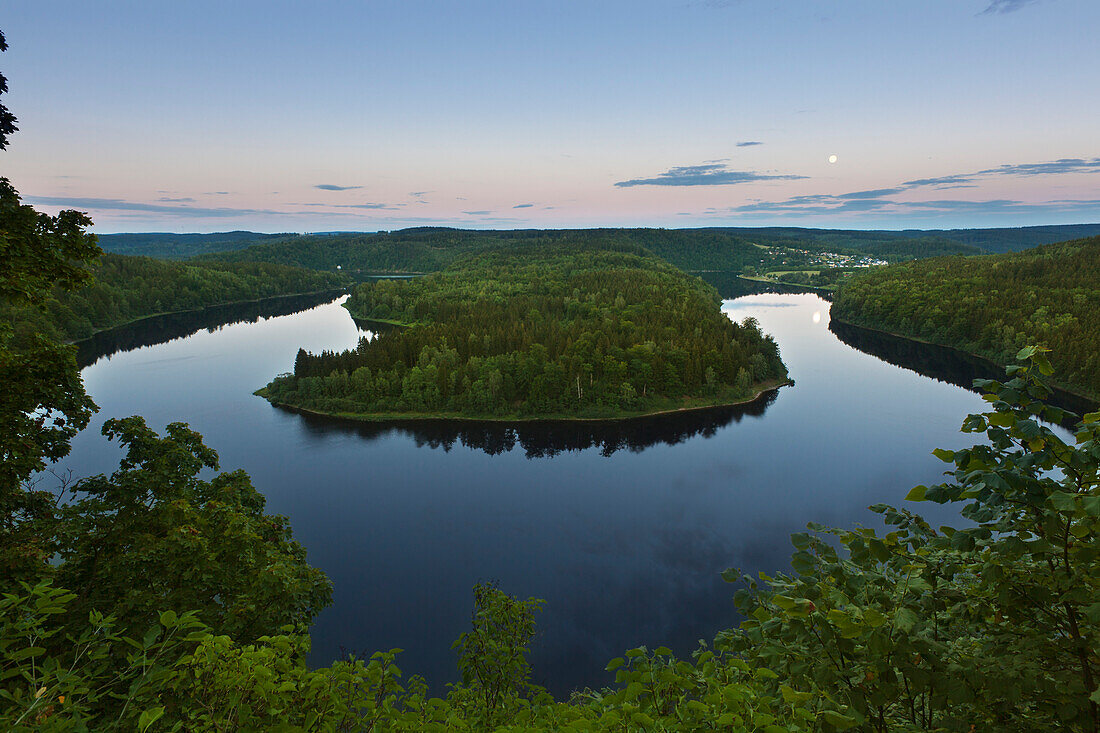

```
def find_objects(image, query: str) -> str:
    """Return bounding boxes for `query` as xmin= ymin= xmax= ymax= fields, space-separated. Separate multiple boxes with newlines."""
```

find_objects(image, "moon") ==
xmin=828 ymin=154 xmax=838 ymax=164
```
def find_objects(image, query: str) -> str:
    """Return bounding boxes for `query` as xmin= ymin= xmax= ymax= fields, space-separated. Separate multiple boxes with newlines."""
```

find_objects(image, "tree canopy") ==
xmin=832 ymin=235 xmax=1100 ymax=400
xmin=262 ymin=240 xmax=788 ymax=419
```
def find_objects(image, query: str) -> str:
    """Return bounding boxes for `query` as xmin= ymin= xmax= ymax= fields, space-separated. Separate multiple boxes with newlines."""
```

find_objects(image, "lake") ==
xmin=58 ymin=291 xmax=1046 ymax=695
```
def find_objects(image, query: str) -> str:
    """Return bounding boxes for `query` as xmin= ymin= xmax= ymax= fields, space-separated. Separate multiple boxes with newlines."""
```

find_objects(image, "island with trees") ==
xmin=831 ymin=234 xmax=1100 ymax=400
xmin=258 ymin=240 xmax=790 ymax=420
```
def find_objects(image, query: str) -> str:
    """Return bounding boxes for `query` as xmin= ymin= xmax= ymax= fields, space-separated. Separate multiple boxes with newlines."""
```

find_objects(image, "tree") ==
xmin=0 ymin=32 xmax=102 ymax=583
xmin=724 ymin=347 xmax=1100 ymax=731
xmin=54 ymin=417 xmax=332 ymax=643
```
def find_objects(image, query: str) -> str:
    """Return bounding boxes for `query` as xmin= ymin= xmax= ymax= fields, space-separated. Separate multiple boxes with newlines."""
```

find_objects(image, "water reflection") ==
xmin=61 ymin=292 xmax=1036 ymax=697
xmin=280 ymin=388 xmax=780 ymax=458
xmin=76 ymin=290 xmax=345 ymax=368
xmin=830 ymin=319 xmax=1096 ymax=419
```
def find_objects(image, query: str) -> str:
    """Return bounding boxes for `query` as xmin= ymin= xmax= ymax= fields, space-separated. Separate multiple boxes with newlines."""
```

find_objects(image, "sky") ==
xmin=3 ymin=0 xmax=1099 ymax=233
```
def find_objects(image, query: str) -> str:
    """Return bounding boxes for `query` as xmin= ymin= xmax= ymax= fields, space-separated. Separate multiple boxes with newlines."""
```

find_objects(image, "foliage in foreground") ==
xmin=5 ymin=349 xmax=1099 ymax=731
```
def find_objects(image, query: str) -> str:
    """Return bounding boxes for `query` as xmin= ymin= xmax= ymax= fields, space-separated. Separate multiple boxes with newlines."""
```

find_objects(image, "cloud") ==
xmin=977 ymin=157 xmax=1100 ymax=176
xmin=314 ymin=184 xmax=363 ymax=191
xmin=980 ymin=0 xmax=1040 ymax=14
xmin=730 ymin=192 xmax=1100 ymax=218
xmin=901 ymin=157 xmax=1100 ymax=191
xmin=901 ymin=174 xmax=978 ymax=188
xmin=837 ymin=187 xmax=906 ymax=199
xmin=735 ymin=141 xmax=763 ymax=147
xmin=615 ymin=162 xmax=807 ymax=187
xmin=462 ymin=210 xmax=492 ymax=215
xmin=26 ymin=196 xmax=285 ymax=218
xmin=513 ymin=203 xmax=534 ymax=209
xmin=156 ymin=196 xmax=195 ymax=202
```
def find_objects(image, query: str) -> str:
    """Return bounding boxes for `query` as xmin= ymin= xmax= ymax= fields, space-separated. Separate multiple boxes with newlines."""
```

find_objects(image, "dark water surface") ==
xmin=60 ymin=292 xmax=1039 ymax=695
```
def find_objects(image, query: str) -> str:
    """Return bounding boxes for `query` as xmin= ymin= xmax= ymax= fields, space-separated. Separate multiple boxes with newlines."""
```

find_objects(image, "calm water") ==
xmin=58 ymin=292 xmax=1043 ymax=694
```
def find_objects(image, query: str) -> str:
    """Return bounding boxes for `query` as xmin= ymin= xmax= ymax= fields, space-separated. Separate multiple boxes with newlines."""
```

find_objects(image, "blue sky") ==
xmin=3 ymin=0 xmax=1098 ymax=232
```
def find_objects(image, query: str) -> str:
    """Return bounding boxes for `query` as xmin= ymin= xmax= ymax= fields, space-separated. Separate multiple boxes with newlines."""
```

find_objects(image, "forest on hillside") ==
xmin=831 ymin=235 xmax=1100 ymax=399
xmin=107 ymin=223 xmax=1100 ymax=265
xmin=1 ymin=252 xmax=346 ymax=345
xmin=97 ymin=231 xmax=294 ymax=259
xmin=199 ymin=227 xmax=979 ymax=275
xmin=261 ymin=241 xmax=788 ymax=419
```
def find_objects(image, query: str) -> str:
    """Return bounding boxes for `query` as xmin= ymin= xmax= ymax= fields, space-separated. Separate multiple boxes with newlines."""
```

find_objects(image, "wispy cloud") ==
xmin=314 ymin=184 xmax=362 ymax=191
xmin=615 ymin=162 xmax=807 ymax=187
xmin=731 ymin=194 xmax=1100 ymax=218
xmin=156 ymin=196 xmax=195 ymax=202
xmin=462 ymin=210 xmax=492 ymax=215
xmin=513 ymin=203 xmax=534 ymax=209
xmin=902 ymin=157 xmax=1100 ymax=190
xmin=980 ymin=0 xmax=1041 ymax=15
xmin=735 ymin=141 xmax=763 ymax=147
xmin=26 ymin=196 xmax=285 ymax=218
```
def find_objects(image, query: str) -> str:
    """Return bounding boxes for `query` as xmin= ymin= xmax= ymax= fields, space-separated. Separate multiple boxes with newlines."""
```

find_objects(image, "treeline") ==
xmin=123 ymin=224 xmax=1100 ymax=267
xmin=262 ymin=241 xmax=788 ymax=418
xmin=97 ymin=230 xmax=294 ymax=259
xmin=2 ymin=252 xmax=346 ymax=345
xmin=201 ymin=226 xmax=980 ymax=277
xmin=831 ymin=235 xmax=1100 ymax=399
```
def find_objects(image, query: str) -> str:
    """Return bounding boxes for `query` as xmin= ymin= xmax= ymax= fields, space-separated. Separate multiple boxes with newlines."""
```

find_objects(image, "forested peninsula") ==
xmin=832 ymin=234 xmax=1100 ymax=399
xmin=1 ymin=251 xmax=346 ymax=346
xmin=259 ymin=241 xmax=789 ymax=420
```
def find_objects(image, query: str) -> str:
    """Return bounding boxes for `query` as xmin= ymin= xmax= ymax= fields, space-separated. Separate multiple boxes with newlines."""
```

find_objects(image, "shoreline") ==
xmin=829 ymin=315 xmax=1097 ymax=407
xmin=66 ymin=287 xmax=348 ymax=347
xmin=256 ymin=378 xmax=793 ymax=425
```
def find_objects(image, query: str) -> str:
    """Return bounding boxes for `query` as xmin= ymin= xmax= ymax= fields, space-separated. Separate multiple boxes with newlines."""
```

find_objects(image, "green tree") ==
xmin=54 ymin=416 xmax=332 ymax=643
xmin=725 ymin=347 xmax=1100 ymax=731
xmin=0 ymin=29 xmax=102 ymax=582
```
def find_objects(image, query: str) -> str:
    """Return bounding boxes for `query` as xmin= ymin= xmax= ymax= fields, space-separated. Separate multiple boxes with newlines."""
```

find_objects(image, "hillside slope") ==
xmin=831 ymin=235 xmax=1100 ymax=399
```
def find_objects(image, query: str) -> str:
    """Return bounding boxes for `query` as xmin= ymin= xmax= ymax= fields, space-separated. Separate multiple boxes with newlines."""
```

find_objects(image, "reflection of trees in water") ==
xmin=286 ymin=389 xmax=781 ymax=459
xmin=691 ymin=272 xmax=822 ymax=300
xmin=830 ymin=319 xmax=1095 ymax=419
xmin=76 ymin=291 xmax=345 ymax=368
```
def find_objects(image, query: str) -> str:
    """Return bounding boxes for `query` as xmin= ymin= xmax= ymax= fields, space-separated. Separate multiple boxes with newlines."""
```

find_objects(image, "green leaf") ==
xmin=905 ymin=485 xmax=928 ymax=502
xmin=159 ymin=610 xmax=178 ymax=627
xmin=138 ymin=706 xmax=165 ymax=732
xmin=894 ymin=607 xmax=919 ymax=632
xmin=1051 ymin=492 xmax=1078 ymax=512
xmin=605 ymin=657 xmax=624 ymax=671
xmin=932 ymin=448 xmax=955 ymax=463
xmin=821 ymin=710 xmax=859 ymax=730
xmin=720 ymin=568 xmax=741 ymax=583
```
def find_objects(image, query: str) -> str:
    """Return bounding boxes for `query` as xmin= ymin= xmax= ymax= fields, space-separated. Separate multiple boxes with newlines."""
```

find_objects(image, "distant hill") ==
xmin=831 ymin=234 xmax=1100 ymax=400
xmin=895 ymin=224 xmax=1100 ymax=253
xmin=701 ymin=224 xmax=1100 ymax=255
xmin=97 ymin=224 xmax=1100 ymax=267
xmin=97 ymin=231 xmax=296 ymax=259
xmin=198 ymin=227 xmax=982 ymax=275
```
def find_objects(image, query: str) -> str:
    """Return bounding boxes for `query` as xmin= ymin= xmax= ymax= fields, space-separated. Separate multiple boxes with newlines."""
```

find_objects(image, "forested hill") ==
xmin=200 ymin=227 xmax=982 ymax=276
xmin=831 ymin=235 xmax=1100 ymax=399
xmin=2 ymin=252 xmax=346 ymax=345
xmin=260 ymin=241 xmax=788 ymax=419
xmin=102 ymin=223 xmax=1100 ymax=267
xmin=897 ymin=223 xmax=1100 ymax=253
xmin=702 ymin=224 xmax=1100 ymax=255
xmin=97 ymin=230 xmax=294 ymax=259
